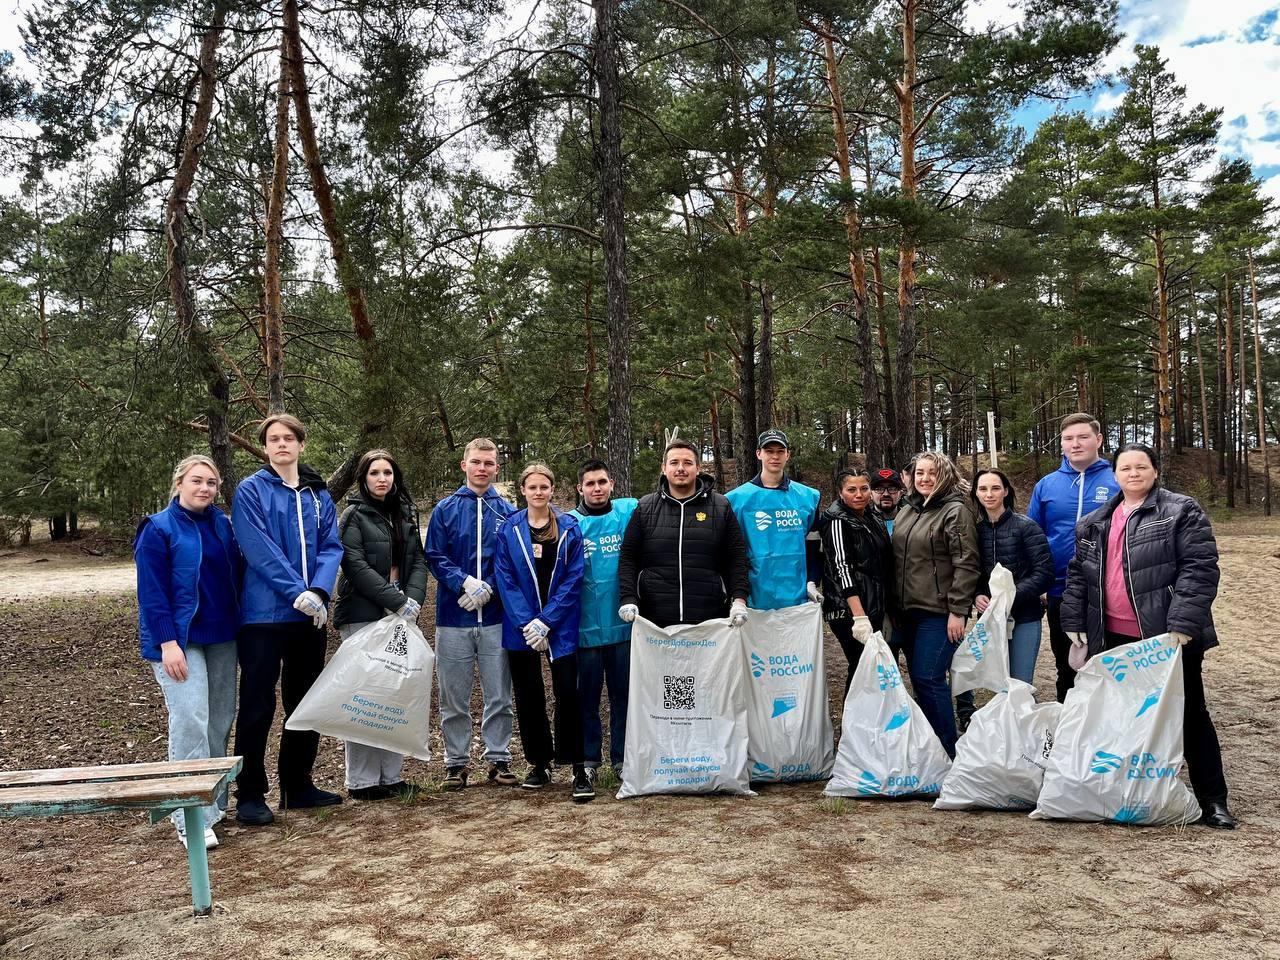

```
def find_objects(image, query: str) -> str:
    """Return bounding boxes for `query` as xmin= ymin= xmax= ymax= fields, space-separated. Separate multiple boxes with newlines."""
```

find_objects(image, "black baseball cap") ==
xmin=870 ymin=468 xmax=905 ymax=490
xmin=757 ymin=429 xmax=790 ymax=450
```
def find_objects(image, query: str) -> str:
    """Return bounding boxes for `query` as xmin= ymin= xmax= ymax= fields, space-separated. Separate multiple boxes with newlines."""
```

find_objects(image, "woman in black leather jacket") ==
xmin=1061 ymin=443 xmax=1234 ymax=829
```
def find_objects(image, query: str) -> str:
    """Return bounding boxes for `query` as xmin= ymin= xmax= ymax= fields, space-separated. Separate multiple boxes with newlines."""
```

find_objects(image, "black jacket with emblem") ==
xmin=1059 ymin=486 xmax=1219 ymax=656
xmin=333 ymin=490 xmax=428 ymax=628
xmin=617 ymin=474 xmax=749 ymax=628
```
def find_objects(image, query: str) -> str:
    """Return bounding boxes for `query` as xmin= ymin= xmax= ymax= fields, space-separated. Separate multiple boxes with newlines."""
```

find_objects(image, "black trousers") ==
xmin=1104 ymin=631 xmax=1228 ymax=805
xmin=829 ymin=619 xmax=864 ymax=698
xmin=234 ymin=621 xmax=327 ymax=799
xmin=1047 ymin=597 xmax=1077 ymax=704
xmin=508 ymin=649 xmax=583 ymax=767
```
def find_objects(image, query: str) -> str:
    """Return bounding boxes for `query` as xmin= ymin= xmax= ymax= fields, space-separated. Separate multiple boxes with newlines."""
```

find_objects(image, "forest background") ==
xmin=0 ymin=0 xmax=1277 ymax=539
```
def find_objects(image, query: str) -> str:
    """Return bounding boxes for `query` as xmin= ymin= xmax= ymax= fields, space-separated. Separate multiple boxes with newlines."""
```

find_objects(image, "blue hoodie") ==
xmin=424 ymin=485 xmax=517 ymax=628
xmin=725 ymin=474 xmax=822 ymax=610
xmin=1026 ymin=456 xmax=1120 ymax=597
xmin=493 ymin=507 xmax=585 ymax=660
xmin=232 ymin=465 xmax=343 ymax=625
xmin=569 ymin=498 xmax=639 ymax=648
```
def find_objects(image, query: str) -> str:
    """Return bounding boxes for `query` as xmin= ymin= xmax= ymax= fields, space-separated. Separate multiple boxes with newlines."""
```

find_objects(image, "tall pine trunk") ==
xmin=1248 ymin=249 xmax=1271 ymax=515
xmin=892 ymin=0 xmax=919 ymax=465
xmin=592 ymin=0 xmax=633 ymax=494
xmin=263 ymin=37 xmax=290 ymax=414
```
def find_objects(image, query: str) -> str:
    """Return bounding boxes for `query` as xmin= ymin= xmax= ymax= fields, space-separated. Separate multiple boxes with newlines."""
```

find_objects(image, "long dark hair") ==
xmin=970 ymin=468 xmax=1016 ymax=513
xmin=356 ymin=449 xmax=413 ymax=564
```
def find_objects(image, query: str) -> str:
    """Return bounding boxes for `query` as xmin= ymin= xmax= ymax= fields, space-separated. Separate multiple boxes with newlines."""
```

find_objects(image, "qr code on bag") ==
xmin=663 ymin=675 xmax=695 ymax=710
xmin=384 ymin=625 xmax=409 ymax=658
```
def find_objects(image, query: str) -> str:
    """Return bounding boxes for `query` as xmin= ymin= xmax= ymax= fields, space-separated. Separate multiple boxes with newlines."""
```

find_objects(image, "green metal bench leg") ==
xmin=183 ymin=806 xmax=212 ymax=916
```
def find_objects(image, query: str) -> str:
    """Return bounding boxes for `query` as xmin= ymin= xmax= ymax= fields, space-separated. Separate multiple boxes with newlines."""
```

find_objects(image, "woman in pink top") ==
xmin=1060 ymin=444 xmax=1234 ymax=829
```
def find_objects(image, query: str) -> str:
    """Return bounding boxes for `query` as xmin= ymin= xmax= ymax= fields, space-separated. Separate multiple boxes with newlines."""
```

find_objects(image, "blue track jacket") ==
xmin=493 ymin=507 xmax=584 ymax=660
xmin=725 ymin=475 xmax=822 ymax=610
xmin=424 ymin=485 xmax=517 ymax=628
xmin=1026 ymin=456 xmax=1120 ymax=597
xmin=569 ymin=498 xmax=639 ymax=648
xmin=232 ymin=465 xmax=342 ymax=625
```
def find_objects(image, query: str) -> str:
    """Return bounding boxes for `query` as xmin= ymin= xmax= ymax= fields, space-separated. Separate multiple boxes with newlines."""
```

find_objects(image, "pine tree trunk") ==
xmin=1248 ymin=249 xmax=1271 ymax=515
xmin=1191 ymin=277 xmax=1213 ymax=490
xmin=164 ymin=0 xmax=235 ymax=504
xmin=263 ymin=36 xmax=290 ymax=415
xmin=592 ymin=0 xmax=633 ymax=494
xmin=1223 ymin=276 xmax=1236 ymax=508
xmin=583 ymin=272 xmax=598 ymax=455
xmin=820 ymin=23 xmax=886 ymax=467
xmin=892 ymin=0 xmax=920 ymax=466
xmin=1239 ymin=283 xmax=1251 ymax=504
xmin=732 ymin=164 xmax=758 ymax=475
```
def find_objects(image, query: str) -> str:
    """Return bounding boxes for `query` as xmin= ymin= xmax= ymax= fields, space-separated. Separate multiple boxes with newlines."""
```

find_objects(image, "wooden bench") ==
xmin=0 ymin=756 xmax=243 ymax=916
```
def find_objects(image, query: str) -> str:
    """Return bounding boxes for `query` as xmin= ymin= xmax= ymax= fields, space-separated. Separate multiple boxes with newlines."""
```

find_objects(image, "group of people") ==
xmin=134 ymin=411 xmax=1235 ymax=851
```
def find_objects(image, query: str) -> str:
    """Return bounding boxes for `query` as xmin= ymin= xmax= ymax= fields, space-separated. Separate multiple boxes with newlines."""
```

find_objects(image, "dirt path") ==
xmin=0 ymin=548 xmax=135 ymax=600
xmin=1 ymin=520 xmax=1278 ymax=959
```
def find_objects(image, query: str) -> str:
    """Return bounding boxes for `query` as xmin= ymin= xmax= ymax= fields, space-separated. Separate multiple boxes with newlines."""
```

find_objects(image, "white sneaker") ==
xmin=204 ymin=827 xmax=219 ymax=849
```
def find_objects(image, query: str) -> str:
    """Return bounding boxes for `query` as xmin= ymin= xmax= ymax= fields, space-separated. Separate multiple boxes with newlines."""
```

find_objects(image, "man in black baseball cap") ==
xmin=869 ymin=467 xmax=906 ymax=532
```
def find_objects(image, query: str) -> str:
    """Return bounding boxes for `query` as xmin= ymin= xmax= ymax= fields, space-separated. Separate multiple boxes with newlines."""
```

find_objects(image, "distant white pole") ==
xmin=987 ymin=411 xmax=998 ymax=469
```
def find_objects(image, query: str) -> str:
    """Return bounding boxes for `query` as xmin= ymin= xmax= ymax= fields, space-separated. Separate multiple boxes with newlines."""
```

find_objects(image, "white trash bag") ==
xmin=825 ymin=632 xmax=952 ymax=799
xmin=286 ymin=615 xmax=434 ymax=760
xmin=742 ymin=603 xmax=834 ymax=783
xmin=950 ymin=563 xmax=1014 ymax=696
xmin=1030 ymin=634 xmax=1201 ymax=826
xmin=617 ymin=616 xmax=754 ymax=798
xmin=934 ymin=679 xmax=1062 ymax=811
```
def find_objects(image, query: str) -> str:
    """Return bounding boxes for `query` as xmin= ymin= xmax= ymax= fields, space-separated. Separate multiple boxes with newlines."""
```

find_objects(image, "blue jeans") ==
xmin=151 ymin=641 xmax=238 ymax=836
xmin=577 ymin=641 xmax=630 ymax=769
xmin=897 ymin=611 xmax=957 ymax=757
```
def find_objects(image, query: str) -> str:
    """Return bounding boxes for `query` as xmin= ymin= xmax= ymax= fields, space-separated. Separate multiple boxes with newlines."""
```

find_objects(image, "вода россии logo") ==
xmin=750 ymin=652 xmax=767 ymax=679
xmin=582 ymin=538 xmax=597 ymax=559
xmin=1101 ymin=655 xmax=1128 ymax=682
xmin=754 ymin=510 xmax=773 ymax=531
xmin=751 ymin=761 xmax=777 ymax=780
xmin=857 ymin=770 xmax=882 ymax=795
xmin=1090 ymin=750 xmax=1123 ymax=774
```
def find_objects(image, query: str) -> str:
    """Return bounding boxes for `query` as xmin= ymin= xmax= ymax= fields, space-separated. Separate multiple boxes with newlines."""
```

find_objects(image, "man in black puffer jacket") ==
xmin=617 ymin=440 xmax=750 ymax=628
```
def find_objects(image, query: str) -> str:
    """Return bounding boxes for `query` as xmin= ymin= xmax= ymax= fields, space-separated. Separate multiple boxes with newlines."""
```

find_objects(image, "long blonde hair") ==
xmin=172 ymin=455 xmax=220 ymax=495
xmin=519 ymin=461 xmax=558 ymax=540
xmin=906 ymin=451 xmax=967 ymax=505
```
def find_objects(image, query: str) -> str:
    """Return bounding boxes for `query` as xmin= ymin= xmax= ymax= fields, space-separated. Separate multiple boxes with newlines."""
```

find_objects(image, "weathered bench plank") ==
xmin=0 ymin=757 xmax=237 ymax=788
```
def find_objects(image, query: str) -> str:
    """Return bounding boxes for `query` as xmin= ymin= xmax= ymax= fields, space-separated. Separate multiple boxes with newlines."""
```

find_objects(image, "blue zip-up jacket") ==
xmin=135 ymin=499 xmax=243 ymax=660
xmin=1026 ymin=456 xmax=1120 ymax=598
xmin=232 ymin=464 xmax=343 ymax=625
xmin=424 ymin=485 xmax=517 ymax=628
xmin=493 ymin=507 xmax=584 ymax=660
xmin=570 ymin=498 xmax=639 ymax=648
xmin=725 ymin=474 xmax=822 ymax=610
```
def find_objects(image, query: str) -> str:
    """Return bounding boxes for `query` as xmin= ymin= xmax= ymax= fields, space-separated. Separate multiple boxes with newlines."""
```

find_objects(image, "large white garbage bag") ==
xmin=934 ymin=679 xmax=1062 ymax=811
xmin=286 ymin=615 xmax=434 ymax=760
xmin=950 ymin=564 xmax=1014 ymax=696
xmin=742 ymin=603 xmax=834 ymax=783
xmin=617 ymin=616 xmax=753 ymax=798
xmin=1030 ymin=634 xmax=1201 ymax=826
xmin=825 ymin=632 xmax=952 ymax=799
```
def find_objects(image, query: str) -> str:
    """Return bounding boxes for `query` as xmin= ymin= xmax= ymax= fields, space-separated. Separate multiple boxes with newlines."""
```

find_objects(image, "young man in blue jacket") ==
xmin=232 ymin=414 xmax=345 ymax=826
xmin=1026 ymin=412 xmax=1120 ymax=703
xmin=424 ymin=437 xmax=517 ymax=790
xmin=725 ymin=429 xmax=823 ymax=611
xmin=569 ymin=459 xmax=638 ymax=783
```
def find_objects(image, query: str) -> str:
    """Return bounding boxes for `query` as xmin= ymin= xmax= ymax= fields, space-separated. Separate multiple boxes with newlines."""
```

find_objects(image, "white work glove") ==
xmin=457 ymin=591 xmax=478 ymax=611
xmin=294 ymin=590 xmax=327 ymax=628
xmin=1067 ymin=631 xmax=1086 ymax=647
xmin=618 ymin=604 xmax=638 ymax=623
xmin=462 ymin=575 xmax=492 ymax=607
xmin=850 ymin=616 xmax=872 ymax=644
xmin=730 ymin=600 xmax=748 ymax=628
xmin=806 ymin=581 xmax=823 ymax=603
xmin=1170 ymin=631 xmax=1192 ymax=647
xmin=526 ymin=634 xmax=550 ymax=653
xmin=395 ymin=598 xmax=421 ymax=621
xmin=523 ymin=618 xmax=549 ymax=642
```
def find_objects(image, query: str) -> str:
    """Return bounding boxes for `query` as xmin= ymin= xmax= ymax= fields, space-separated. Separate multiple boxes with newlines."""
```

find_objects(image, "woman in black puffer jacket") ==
xmin=1060 ymin=443 xmax=1233 ymax=829
xmin=970 ymin=468 xmax=1054 ymax=685
xmin=333 ymin=448 xmax=428 ymax=800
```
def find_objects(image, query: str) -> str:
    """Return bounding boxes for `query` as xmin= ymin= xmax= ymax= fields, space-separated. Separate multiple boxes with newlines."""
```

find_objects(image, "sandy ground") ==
xmin=1 ymin=519 xmax=1279 ymax=959
xmin=0 ymin=548 xmax=135 ymax=600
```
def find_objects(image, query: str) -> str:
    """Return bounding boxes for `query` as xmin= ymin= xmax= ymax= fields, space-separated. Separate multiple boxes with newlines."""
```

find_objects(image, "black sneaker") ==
xmin=279 ymin=785 xmax=343 ymax=809
xmin=442 ymin=767 xmax=468 ymax=791
xmin=348 ymin=785 xmax=394 ymax=801
xmin=522 ymin=765 xmax=553 ymax=789
xmin=571 ymin=766 xmax=596 ymax=803
xmin=235 ymin=797 xmax=275 ymax=826
xmin=584 ymin=766 xmax=599 ymax=787
xmin=488 ymin=761 xmax=519 ymax=786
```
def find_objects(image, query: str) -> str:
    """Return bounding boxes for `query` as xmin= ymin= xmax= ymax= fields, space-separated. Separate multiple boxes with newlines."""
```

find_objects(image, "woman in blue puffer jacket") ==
xmin=135 ymin=455 xmax=244 ymax=851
